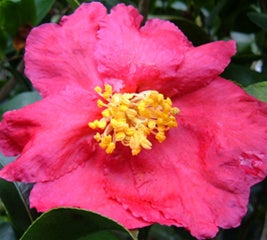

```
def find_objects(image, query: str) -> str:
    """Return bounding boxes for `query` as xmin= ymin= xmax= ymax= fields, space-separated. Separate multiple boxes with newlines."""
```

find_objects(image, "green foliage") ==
xmin=0 ymin=158 xmax=35 ymax=238
xmin=0 ymin=31 xmax=7 ymax=59
xmin=170 ymin=17 xmax=211 ymax=46
xmin=0 ymin=91 xmax=41 ymax=117
xmin=248 ymin=12 xmax=267 ymax=32
xmin=0 ymin=221 xmax=16 ymax=240
xmin=20 ymin=208 xmax=135 ymax=240
xmin=34 ymin=0 xmax=56 ymax=25
xmin=222 ymin=63 xmax=266 ymax=87
xmin=145 ymin=224 xmax=195 ymax=240
xmin=0 ymin=0 xmax=36 ymax=36
xmin=0 ymin=0 xmax=55 ymax=58
xmin=245 ymin=81 xmax=267 ymax=102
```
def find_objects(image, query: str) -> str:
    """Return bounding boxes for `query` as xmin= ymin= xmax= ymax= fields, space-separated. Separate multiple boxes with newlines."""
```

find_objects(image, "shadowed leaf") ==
xmin=20 ymin=208 xmax=135 ymax=240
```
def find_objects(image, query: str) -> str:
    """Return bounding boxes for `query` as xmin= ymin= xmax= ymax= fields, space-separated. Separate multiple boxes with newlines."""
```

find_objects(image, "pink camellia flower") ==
xmin=0 ymin=2 xmax=267 ymax=239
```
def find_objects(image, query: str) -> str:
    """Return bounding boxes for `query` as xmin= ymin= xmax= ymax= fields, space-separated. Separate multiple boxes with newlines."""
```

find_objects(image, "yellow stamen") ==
xmin=88 ymin=84 xmax=180 ymax=155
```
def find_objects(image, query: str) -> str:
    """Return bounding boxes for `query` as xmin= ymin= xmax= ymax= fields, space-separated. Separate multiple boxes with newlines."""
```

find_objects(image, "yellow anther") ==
xmin=126 ymin=109 xmax=137 ymax=119
xmin=126 ymin=127 xmax=135 ymax=136
xmin=166 ymin=97 xmax=172 ymax=105
xmin=97 ymin=99 xmax=106 ymax=108
xmin=110 ymin=119 xmax=118 ymax=128
xmin=106 ymin=142 xmax=116 ymax=154
xmin=97 ymin=120 xmax=107 ymax=129
xmin=115 ymin=132 xmax=126 ymax=141
xmin=148 ymin=120 xmax=156 ymax=129
xmin=88 ymin=84 xmax=180 ymax=155
xmin=157 ymin=94 xmax=164 ymax=103
xmin=103 ymin=84 xmax=113 ymax=98
xmin=129 ymin=134 xmax=141 ymax=152
xmin=157 ymin=118 xmax=164 ymax=125
xmin=156 ymin=132 xmax=166 ymax=142
xmin=167 ymin=120 xmax=178 ymax=128
xmin=132 ymin=148 xmax=141 ymax=156
xmin=104 ymin=84 xmax=112 ymax=93
xmin=163 ymin=103 xmax=171 ymax=112
xmin=99 ymin=135 xmax=112 ymax=149
xmin=88 ymin=120 xmax=97 ymax=129
xmin=140 ymin=138 xmax=152 ymax=149
xmin=94 ymin=86 xmax=102 ymax=93
xmin=110 ymin=120 xmax=128 ymax=131
xmin=94 ymin=132 xmax=101 ymax=142
xmin=102 ymin=109 xmax=110 ymax=118
xmin=121 ymin=96 xmax=131 ymax=105
xmin=119 ymin=105 xmax=128 ymax=111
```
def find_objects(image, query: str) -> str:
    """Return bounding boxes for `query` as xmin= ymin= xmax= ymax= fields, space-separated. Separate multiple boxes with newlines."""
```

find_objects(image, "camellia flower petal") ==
xmin=0 ymin=2 xmax=267 ymax=240
xmin=0 ymin=86 xmax=101 ymax=182
xmin=24 ymin=2 xmax=107 ymax=97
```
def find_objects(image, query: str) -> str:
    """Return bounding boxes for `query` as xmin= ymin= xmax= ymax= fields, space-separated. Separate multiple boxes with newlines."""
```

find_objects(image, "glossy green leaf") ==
xmin=34 ymin=0 xmax=55 ymax=24
xmin=232 ymin=53 xmax=262 ymax=64
xmin=245 ymin=81 xmax=267 ymax=102
xmin=21 ymin=208 xmax=135 ymax=240
xmin=147 ymin=224 xmax=196 ymax=240
xmin=221 ymin=63 xmax=267 ymax=87
xmin=170 ymin=17 xmax=211 ymax=46
xmin=0 ymin=220 xmax=17 ymax=240
xmin=77 ymin=230 xmax=122 ymax=240
xmin=0 ymin=91 xmax=41 ymax=118
xmin=0 ymin=0 xmax=36 ymax=36
xmin=147 ymin=224 xmax=180 ymax=240
xmin=0 ymin=30 xmax=7 ymax=59
xmin=0 ymin=160 xmax=34 ymax=237
xmin=248 ymin=12 xmax=267 ymax=32
xmin=66 ymin=0 xmax=80 ymax=11
xmin=193 ymin=0 xmax=215 ymax=11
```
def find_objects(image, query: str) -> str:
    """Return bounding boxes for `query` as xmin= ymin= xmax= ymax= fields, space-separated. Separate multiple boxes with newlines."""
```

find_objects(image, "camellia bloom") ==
xmin=0 ymin=2 xmax=267 ymax=239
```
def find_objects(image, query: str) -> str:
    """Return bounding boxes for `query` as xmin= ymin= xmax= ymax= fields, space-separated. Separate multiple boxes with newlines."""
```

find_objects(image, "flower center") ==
xmin=88 ymin=84 xmax=180 ymax=155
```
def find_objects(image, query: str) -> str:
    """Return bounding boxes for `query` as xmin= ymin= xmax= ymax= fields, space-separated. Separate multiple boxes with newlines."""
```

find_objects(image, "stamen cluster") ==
xmin=89 ymin=84 xmax=180 ymax=155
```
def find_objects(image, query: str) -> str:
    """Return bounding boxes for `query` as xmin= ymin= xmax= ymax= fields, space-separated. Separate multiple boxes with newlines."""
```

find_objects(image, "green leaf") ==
xmin=0 ymin=91 xmax=41 ymax=118
xmin=221 ymin=63 xmax=267 ymax=87
xmin=66 ymin=0 xmax=80 ymax=11
xmin=34 ymin=0 xmax=55 ymax=24
xmin=147 ymin=224 xmax=180 ymax=240
xmin=147 ymin=224 xmax=196 ymax=240
xmin=21 ymin=208 xmax=135 ymax=240
xmin=0 ymin=220 xmax=17 ymax=240
xmin=248 ymin=12 xmax=267 ymax=32
xmin=0 ymin=160 xmax=34 ymax=237
xmin=77 ymin=230 xmax=122 ymax=240
xmin=169 ymin=17 xmax=211 ymax=46
xmin=0 ymin=91 xmax=41 ymax=237
xmin=0 ymin=0 xmax=36 ymax=36
xmin=245 ymin=81 xmax=267 ymax=102
xmin=0 ymin=30 xmax=7 ymax=59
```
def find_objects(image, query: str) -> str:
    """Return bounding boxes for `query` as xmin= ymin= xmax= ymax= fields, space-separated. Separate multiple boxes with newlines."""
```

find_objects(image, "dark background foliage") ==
xmin=0 ymin=0 xmax=267 ymax=239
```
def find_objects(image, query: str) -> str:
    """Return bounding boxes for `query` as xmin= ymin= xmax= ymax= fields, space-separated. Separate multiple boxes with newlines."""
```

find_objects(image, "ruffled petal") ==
xmin=138 ymin=40 xmax=236 ymax=97
xmin=176 ymin=77 xmax=267 ymax=185
xmin=102 ymin=78 xmax=267 ymax=239
xmin=29 ymin=152 xmax=150 ymax=228
xmin=25 ymin=2 xmax=107 ymax=97
xmin=0 ymin=87 xmax=100 ymax=182
xmin=95 ymin=4 xmax=192 ymax=92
